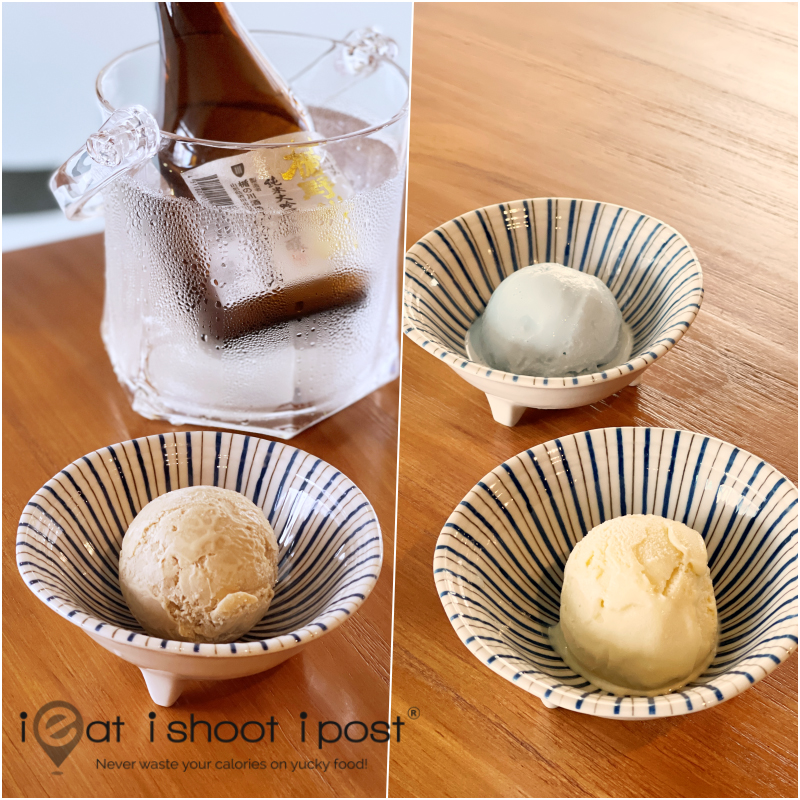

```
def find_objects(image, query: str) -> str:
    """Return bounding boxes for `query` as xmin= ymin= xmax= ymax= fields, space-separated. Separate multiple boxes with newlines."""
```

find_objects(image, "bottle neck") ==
xmin=158 ymin=2 xmax=239 ymax=39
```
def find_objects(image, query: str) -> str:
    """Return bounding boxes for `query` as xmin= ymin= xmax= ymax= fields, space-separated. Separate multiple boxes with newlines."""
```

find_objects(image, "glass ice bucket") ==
xmin=52 ymin=31 xmax=408 ymax=438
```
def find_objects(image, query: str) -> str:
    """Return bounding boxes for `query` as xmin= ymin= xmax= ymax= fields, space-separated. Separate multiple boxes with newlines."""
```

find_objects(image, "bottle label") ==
xmin=180 ymin=132 xmax=360 ymax=329
xmin=182 ymin=132 xmax=352 ymax=212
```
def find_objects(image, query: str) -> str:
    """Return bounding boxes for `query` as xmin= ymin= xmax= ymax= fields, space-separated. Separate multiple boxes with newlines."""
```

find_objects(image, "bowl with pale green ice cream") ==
xmin=404 ymin=198 xmax=704 ymax=425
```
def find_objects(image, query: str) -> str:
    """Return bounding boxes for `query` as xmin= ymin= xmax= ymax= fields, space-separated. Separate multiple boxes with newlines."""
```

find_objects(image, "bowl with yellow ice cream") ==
xmin=16 ymin=431 xmax=382 ymax=706
xmin=434 ymin=427 xmax=797 ymax=719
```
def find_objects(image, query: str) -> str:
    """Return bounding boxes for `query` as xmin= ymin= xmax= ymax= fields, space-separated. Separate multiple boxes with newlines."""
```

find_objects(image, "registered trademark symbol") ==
xmin=407 ymin=707 xmax=420 ymax=720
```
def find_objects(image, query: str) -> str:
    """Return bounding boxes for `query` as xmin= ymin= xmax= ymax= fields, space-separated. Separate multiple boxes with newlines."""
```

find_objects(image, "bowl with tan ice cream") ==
xmin=17 ymin=432 xmax=382 ymax=706
xmin=434 ymin=427 xmax=797 ymax=719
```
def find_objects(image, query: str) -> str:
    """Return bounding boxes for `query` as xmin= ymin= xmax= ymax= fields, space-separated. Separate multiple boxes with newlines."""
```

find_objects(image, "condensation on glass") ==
xmin=51 ymin=30 xmax=408 ymax=438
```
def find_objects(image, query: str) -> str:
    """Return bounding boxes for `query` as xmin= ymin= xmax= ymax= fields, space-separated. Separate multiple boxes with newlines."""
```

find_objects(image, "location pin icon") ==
xmin=33 ymin=701 xmax=83 ymax=770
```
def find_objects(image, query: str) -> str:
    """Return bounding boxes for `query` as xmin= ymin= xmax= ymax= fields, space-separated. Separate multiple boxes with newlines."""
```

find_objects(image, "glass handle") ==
xmin=49 ymin=105 xmax=162 ymax=221
xmin=339 ymin=28 xmax=399 ymax=75
xmin=290 ymin=27 xmax=400 ymax=108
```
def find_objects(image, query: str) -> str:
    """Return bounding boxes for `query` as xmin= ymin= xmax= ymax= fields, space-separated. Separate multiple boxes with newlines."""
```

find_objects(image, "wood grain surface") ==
xmin=390 ymin=3 xmax=798 ymax=798
xmin=2 ymin=235 xmax=397 ymax=798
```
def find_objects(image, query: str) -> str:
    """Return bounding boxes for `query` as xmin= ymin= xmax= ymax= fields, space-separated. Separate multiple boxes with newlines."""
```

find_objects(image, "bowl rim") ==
xmin=434 ymin=425 xmax=798 ymax=718
xmin=16 ymin=432 xmax=383 ymax=658
xmin=403 ymin=197 xmax=704 ymax=389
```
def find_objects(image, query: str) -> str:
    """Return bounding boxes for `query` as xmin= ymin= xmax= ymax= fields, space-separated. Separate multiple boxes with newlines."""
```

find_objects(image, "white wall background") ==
xmin=1 ymin=1 xmax=413 ymax=249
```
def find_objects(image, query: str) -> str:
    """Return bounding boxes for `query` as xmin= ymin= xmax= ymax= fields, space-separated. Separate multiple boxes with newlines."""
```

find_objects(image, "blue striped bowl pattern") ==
xmin=17 ymin=431 xmax=383 ymax=658
xmin=404 ymin=198 xmax=703 ymax=389
xmin=435 ymin=427 xmax=797 ymax=719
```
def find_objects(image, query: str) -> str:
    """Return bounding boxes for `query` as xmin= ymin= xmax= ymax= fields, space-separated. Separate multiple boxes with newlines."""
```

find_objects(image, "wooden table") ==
xmin=2 ymin=235 xmax=397 ymax=798
xmin=390 ymin=3 xmax=797 ymax=797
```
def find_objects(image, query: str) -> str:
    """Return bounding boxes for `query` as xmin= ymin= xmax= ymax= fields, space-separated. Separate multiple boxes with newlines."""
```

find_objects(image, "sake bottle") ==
xmin=156 ymin=0 xmax=312 ymax=193
xmin=155 ymin=1 xmax=364 ymax=343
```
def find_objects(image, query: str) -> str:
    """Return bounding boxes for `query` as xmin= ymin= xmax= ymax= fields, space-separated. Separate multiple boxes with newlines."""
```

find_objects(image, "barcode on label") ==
xmin=187 ymin=174 xmax=234 ymax=207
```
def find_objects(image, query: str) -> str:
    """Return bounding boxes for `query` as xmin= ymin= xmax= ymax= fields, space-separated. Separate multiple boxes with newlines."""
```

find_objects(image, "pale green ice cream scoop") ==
xmin=467 ymin=262 xmax=632 ymax=377
xmin=119 ymin=486 xmax=279 ymax=644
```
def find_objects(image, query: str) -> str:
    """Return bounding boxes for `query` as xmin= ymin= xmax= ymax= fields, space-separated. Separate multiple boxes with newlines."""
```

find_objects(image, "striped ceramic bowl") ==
xmin=435 ymin=427 xmax=797 ymax=719
xmin=404 ymin=199 xmax=703 ymax=426
xmin=17 ymin=431 xmax=382 ymax=706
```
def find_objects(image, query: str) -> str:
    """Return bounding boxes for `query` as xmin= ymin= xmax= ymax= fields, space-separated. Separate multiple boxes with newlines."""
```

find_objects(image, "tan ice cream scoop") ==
xmin=119 ymin=486 xmax=279 ymax=644
xmin=550 ymin=514 xmax=718 ymax=696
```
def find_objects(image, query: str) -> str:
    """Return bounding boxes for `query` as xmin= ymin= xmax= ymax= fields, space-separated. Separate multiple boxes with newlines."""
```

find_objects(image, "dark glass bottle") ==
xmin=156 ymin=1 xmax=312 ymax=195
xmin=154 ymin=2 xmax=366 ymax=343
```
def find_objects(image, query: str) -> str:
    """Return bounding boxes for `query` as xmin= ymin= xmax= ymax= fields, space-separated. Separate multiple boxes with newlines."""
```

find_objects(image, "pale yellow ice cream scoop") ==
xmin=550 ymin=514 xmax=718 ymax=696
xmin=119 ymin=486 xmax=279 ymax=644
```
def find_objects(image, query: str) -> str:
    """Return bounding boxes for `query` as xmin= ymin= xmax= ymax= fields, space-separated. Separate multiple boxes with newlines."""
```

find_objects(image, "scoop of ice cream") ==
xmin=466 ymin=262 xmax=632 ymax=377
xmin=550 ymin=514 xmax=718 ymax=696
xmin=119 ymin=486 xmax=279 ymax=644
